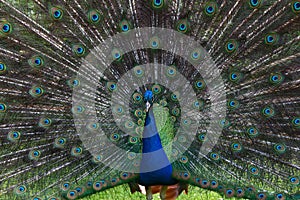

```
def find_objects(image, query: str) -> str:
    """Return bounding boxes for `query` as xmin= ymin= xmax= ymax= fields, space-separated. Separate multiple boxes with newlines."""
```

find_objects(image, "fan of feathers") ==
xmin=0 ymin=0 xmax=299 ymax=200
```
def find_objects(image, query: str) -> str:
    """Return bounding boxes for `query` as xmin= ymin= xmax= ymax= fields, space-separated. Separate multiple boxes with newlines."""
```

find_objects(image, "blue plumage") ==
xmin=139 ymin=104 xmax=177 ymax=186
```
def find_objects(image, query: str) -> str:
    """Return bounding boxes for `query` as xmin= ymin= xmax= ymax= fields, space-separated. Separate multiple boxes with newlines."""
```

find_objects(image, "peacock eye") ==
xmin=269 ymin=72 xmax=284 ymax=84
xmin=29 ymin=86 xmax=44 ymax=98
xmin=192 ymin=52 xmax=198 ymax=58
xmin=122 ymin=25 xmax=128 ymax=31
xmin=227 ymin=99 xmax=240 ymax=110
xmin=119 ymin=20 xmax=131 ymax=32
xmin=7 ymin=131 xmax=21 ymax=142
xmin=73 ymin=80 xmax=79 ymax=86
xmin=292 ymin=1 xmax=300 ymax=13
xmin=206 ymin=6 xmax=214 ymax=14
xmin=77 ymin=47 xmax=83 ymax=53
xmin=226 ymin=43 xmax=234 ymax=51
xmin=204 ymin=2 xmax=218 ymax=16
xmin=276 ymin=193 xmax=284 ymax=199
xmin=176 ymin=19 xmax=189 ymax=33
xmin=289 ymin=176 xmax=299 ymax=186
xmin=29 ymin=150 xmax=41 ymax=160
xmin=249 ymin=0 xmax=263 ymax=8
xmin=88 ymin=10 xmax=102 ymax=23
xmin=0 ymin=20 xmax=13 ymax=35
xmin=107 ymin=82 xmax=117 ymax=92
xmin=110 ymin=133 xmax=120 ymax=141
xmin=14 ymin=185 xmax=27 ymax=195
xmin=151 ymin=0 xmax=166 ymax=9
xmin=264 ymin=32 xmax=279 ymax=45
xmin=226 ymin=189 xmax=233 ymax=195
xmin=71 ymin=147 xmax=83 ymax=157
xmin=262 ymin=106 xmax=274 ymax=118
xmin=133 ymin=93 xmax=143 ymax=103
xmin=72 ymin=105 xmax=85 ymax=114
xmin=0 ymin=64 xmax=4 ymax=69
xmin=35 ymin=58 xmax=41 ymax=65
xmin=225 ymin=40 xmax=238 ymax=53
xmin=2 ymin=24 xmax=10 ymax=32
xmin=171 ymin=92 xmax=180 ymax=101
xmin=231 ymin=142 xmax=242 ymax=152
xmin=152 ymin=41 xmax=157 ymax=47
xmin=274 ymin=143 xmax=286 ymax=154
xmin=251 ymin=0 xmax=258 ymax=6
xmin=198 ymin=133 xmax=206 ymax=142
xmin=190 ymin=48 xmax=204 ymax=62
xmin=151 ymin=84 xmax=162 ymax=95
xmin=195 ymin=80 xmax=206 ymax=90
xmin=267 ymin=35 xmax=274 ymax=42
xmin=292 ymin=117 xmax=300 ymax=127
xmin=2 ymin=24 xmax=12 ymax=35
xmin=129 ymin=136 xmax=138 ymax=144
xmin=69 ymin=191 xmax=75 ymax=196
xmin=0 ymin=103 xmax=7 ymax=112
xmin=13 ymin=132 xmax=19 ymax=138
xmin=75 ymin=187 xmax=82 ymax=193
xmin=154 ymin=0 xmax=162 ymax=6
xmin=229 ymin=71 xmax=242 ymax=83
xmin=50 ymin=6 xmax=63 ymax=20
xmin=179 ymin=24 xmax=186 ymax=31
xmin=28 ymin=56 xmax=44 ymax=68
xmin=95 ymin=182 xmax=101 ymax=188
xmin=72 ymin=44 xmax=86 ymax=57
xmin=38 ymin=117 xmax=52 ymax=128
xmin=258 ymin=193 xmax=265 ymax=199
xmin=54 ymin=11 xmax=61 ymax=18
xmin=92 ymin=14 xmax=98 ymax=21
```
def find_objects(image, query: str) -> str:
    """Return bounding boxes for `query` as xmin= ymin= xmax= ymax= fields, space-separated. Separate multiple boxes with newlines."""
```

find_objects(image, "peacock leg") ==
xmin=146 ymin=186 xmax=153 ymax=200
xmin=159 ymin=185 xmax=168 ymax=200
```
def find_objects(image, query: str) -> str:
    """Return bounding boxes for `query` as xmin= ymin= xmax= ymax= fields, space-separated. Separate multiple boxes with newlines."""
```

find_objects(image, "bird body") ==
xmin=0 ymin=0 xmax=300 ymax=200
xmin=139 ymin=104 xmax=178 ymax=187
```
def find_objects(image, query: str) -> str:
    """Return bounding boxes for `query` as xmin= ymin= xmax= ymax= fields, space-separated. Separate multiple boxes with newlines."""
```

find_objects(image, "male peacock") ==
xmin=0 ymin=0 xmax=299 ymax=200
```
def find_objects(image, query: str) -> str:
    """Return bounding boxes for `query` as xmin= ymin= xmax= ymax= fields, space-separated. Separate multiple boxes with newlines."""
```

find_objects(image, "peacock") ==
xmin=0 ymin=0 xmax=299 ymax=199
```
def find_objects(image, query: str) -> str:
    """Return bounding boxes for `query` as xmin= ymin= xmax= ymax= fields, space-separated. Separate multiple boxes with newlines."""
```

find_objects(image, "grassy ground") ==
xmin=80 ymin=185 xmax=245 ymax=200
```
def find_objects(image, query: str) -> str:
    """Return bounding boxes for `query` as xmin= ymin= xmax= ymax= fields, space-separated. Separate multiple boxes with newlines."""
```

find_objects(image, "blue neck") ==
xmin=139 ymin=106 xmax=177 ymax=186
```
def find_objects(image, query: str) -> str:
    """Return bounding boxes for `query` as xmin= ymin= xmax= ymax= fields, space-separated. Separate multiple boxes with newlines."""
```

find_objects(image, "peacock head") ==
xmin=144 ymin=90 xmax=153 ymax=112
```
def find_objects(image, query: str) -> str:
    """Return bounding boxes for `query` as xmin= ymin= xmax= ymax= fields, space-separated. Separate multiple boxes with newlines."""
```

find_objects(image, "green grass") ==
xmin=80 ymin=185 xmax=233 ymax=200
